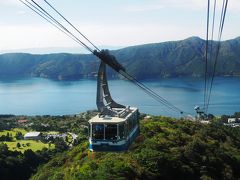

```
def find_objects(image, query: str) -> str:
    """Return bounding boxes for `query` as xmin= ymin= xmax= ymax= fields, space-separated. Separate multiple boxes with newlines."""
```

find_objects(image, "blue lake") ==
xmin=0 ymin=77 xmax=239 ymax=118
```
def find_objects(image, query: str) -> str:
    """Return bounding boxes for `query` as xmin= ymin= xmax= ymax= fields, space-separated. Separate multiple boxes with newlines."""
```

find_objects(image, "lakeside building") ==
xmin=228 ymin=118 xmax=236 ymax=123
xmin=24 ymin=132 xmax=42 ymax=140
xmin=18 ymin=119 xmax=28 ymax=126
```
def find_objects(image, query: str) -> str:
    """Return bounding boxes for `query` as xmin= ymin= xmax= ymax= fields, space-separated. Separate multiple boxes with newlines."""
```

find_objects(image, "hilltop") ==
xmin=31 ymin=116 xmax=240 ymax=180
xmin=0 ymin=37 xmax=240 ymax=80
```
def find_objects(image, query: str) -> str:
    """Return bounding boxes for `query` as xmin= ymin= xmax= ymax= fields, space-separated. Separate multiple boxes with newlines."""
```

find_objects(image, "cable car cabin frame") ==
xmin=89 ymin=107 xmax=139 ymax=151
xmin=88 ymin=56 xmax=140 ymax=152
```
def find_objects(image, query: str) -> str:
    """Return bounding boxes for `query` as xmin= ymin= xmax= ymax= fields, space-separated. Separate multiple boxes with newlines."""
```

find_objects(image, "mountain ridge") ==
xmin=0 ymin=36 xmax=240 ymax=80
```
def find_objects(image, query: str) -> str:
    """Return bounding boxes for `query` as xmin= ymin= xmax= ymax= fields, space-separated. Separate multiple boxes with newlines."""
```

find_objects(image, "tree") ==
xmin=54 ymin=138 xmax=68 ymax=152
xmin=24 ymin=149 xmax=39 ymax=168
xmin=65 ymin=135 xmax=69 ymax=143
xmin=220 ymin=115 xmax=229 ymax=123
xmin=0 ymin=134 xmax=13 ymax=142
xmin=234 ymin=112 xmax=240 ymax=118
xmin=16 ymin=142 xmax=21 ymax=149
xmin=0 ymin=143 xmax=9 ymax=154
xmin=15 ymin=132 xmax=23 ymax=140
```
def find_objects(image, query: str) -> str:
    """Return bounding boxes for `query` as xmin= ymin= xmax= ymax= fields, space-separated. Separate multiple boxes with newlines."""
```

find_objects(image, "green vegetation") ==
xmin=32 ymin=116 xmax=240 ymax=180
xmin=1 ymin=112 xmax=240 ymax=179
xmin=4 ymin=140 xmax=55 ymax=152
xmin=0 ymin=128 xmax=27 ymax=140
xmin=0 ymin=115 xmax=20 ymax=131
xmin=0 ymin=112 xmax=93 ymax=180
xmin=65 ymin=133 xmax=74 ymax=145
xmin=46 ymin=131 xmax=59 ymax=135
xmin=0 ymin=143 xmax=56 ymax=180
xmin=0 ymin=128 xmax=54 ymax=152
xmin=1 ymin=37 xmax=240 ymax=80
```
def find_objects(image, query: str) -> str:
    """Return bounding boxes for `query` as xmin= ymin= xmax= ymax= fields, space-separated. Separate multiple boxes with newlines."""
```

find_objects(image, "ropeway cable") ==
xmin=27 ymin=0 xmax=94 ymax=53
xmin=120 ymin=71 xmax=184 ymax=114
xmin=205 ymin=0 xmax=228 ymax=113
xmin=44 ymin=0 xmax=101 ymax=52
xmin=203 ymin=0 xmax=210 ymax=113
xmin=19 ymin=0 xmax=82 ymax=47
xmin=204 ymin=0 xmax=217 ymax=113
xmin=20 ymin=0 xmax=186 ymax=115
xmin=19 ymin=0 xmax=188 ymax=116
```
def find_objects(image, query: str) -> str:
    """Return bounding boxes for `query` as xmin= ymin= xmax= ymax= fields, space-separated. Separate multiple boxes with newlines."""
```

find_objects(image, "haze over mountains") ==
xmin=0 ymin=36 xmax=240 ymax=80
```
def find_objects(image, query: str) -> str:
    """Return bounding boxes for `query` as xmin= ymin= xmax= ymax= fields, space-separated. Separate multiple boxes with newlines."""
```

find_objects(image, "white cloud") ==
xmin=125 ymin=4 xmax=164 ymax=12
xmin=177 ymin=0 xmax=240 ymax=12
xmin=126 ymin=0 xmax=240 ymax=13
xmin=77 ymin=23 xmax=206 ymax=46
xmin=125 ymin=0 xmax=206 ymax=12
xmin=0 ymin=25 xmax=78 ymax=52
xmin=227 ymin=0 xmax=240 ymax=13
xmin=17 ymin=10 xmax=26 ymax=15
xmin=0 ymin=0 xmax=21 ymax=6
xmin=0 ymin=20 xmax=238 ymax=53
xmin=0 ymin=23 xmax=175 ymax=52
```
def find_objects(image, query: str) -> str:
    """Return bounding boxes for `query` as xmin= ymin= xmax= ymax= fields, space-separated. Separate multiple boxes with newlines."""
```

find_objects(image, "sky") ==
xmin=0 ymin=0 xmax=239 ymax=54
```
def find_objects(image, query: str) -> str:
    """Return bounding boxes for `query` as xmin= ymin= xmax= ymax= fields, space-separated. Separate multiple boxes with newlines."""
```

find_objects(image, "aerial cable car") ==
xmin=89 ymin=50 xmax=140 ymax=151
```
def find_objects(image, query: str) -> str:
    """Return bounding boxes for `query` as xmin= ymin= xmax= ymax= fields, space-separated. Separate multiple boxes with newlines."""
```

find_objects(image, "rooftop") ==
xmin=18 ymin=120 xmax=28 ymax=123
xmin=89 ymin=107 xmax=138 ymax=124
xmin=24 ymin=132 xmax=41 ymax=137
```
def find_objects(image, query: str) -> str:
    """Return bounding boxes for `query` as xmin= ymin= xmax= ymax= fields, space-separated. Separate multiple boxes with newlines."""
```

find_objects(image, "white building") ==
xmin=24 ymin=132 xmax=42 ymax=140
xmin=228 ymin=118 xmax=236 ymax=123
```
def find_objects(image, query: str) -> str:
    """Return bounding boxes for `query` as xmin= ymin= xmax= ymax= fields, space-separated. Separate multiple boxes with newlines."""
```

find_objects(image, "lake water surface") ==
xmin=0 ymin=77 xmax=239 ymax=118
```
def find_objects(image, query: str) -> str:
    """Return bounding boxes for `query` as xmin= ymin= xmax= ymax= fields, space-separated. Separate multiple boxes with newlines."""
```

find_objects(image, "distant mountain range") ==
xmin=0 ymin=36 xmax=240 ymax=80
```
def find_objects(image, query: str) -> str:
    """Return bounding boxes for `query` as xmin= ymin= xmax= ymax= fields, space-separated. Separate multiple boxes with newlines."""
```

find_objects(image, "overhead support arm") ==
xmin=93 ymin=50 xmax=125 ymax=73
xmin=97 ymin=61 xmax=125 ymax=116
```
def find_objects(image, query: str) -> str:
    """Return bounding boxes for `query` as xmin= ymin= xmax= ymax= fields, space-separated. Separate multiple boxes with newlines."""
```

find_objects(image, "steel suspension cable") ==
xmin=19 ymin=0 xmax=187 ymax=115
xmin=203 ymin=0 xmax=210 ymax=113
xmin=120 ymin=71 xmax=183 ymax=114
xmin=41 ymin=1 xmax=182 ymax=112
xmin=206 ymin=0 xmax=228 ymax=113
xmin=26 ymin=0 xmax=94 ymax=53
xmin=44 ymin=0 xmax=101 ymax=52
xmin=204 ymin=0 xmax=217 ymax=113
xmin=30 ymin=0 xmax=94 ymax=53
xmin=20 ymin=0 xmax=82 ymax=47
xmin=206 ymin=0 xmax=217 ymax=110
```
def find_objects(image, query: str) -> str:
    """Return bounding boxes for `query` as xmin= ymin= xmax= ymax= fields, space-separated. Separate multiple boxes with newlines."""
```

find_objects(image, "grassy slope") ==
xmin=0 ymin=128 xmax=27 ymax=139
xmin=31 ymin=116 xmax=240 ymax=180
xmin=0 ymin=128 xmax=55 ymax=152
xmin=4 ymin=140 xmax=55 ymax=153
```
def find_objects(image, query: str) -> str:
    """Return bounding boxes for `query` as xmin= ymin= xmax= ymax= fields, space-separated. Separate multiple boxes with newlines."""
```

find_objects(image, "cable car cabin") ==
xmin=89 ymin=107 xmax=139 ymax=152
xmin=88 ymin=57 xmax=140 ymax=151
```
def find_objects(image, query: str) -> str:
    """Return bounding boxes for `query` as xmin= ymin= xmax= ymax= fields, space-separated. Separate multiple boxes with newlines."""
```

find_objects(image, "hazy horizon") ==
xmin=1 ymin=35 xmax=240 ymax=54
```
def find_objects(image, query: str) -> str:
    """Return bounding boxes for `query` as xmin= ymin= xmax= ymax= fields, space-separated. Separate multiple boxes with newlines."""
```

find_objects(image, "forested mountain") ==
xmin=1 ymin=36 xmax=240 ymax=80
xmin=31 ymin=116 xmax=240 ymax=180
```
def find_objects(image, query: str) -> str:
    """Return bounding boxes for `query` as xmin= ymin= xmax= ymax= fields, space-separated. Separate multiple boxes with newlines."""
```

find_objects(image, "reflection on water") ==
xmin=0 ymin=77 xmax=239 ymax=117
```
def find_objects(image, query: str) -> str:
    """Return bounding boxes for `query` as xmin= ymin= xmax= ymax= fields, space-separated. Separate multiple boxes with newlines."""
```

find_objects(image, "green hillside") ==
xmin=31 ymin=116 xmax=240 ymax=180
xmin=1 ymin=37 xmax=240 ymax=80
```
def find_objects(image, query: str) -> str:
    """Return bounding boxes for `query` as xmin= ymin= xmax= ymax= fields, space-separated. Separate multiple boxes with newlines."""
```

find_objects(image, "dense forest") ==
xmin=31 ymin=116 xmax=240 ymax=180
xmin=0 ymin=36 xmax=240 ymax=80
